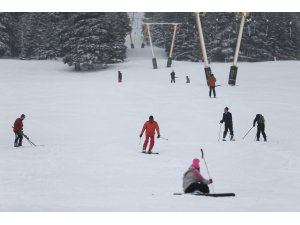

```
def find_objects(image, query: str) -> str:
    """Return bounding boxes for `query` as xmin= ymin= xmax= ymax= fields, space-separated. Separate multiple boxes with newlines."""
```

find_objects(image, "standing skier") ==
xmin=183 ymin=158 xmax=213 ymax=194
xmin=139 ymin=115 xmax=160 ymax=153
xmin=253 ymin=114 xmax=267 ymax=142
xmin=220 ymin=107 xmax=235 ymax=141
xmin=186 ymin=76 xmax=190 ymax=83
xmin=118 ymin=71 xmax=122 ymax=83
xmin=170 ymin=70 xmax=176 ymax=83
xmin=208 ymin=74 xmax=216 ymax=98
xmin=13 ymin=114 xmax=25 ymax=147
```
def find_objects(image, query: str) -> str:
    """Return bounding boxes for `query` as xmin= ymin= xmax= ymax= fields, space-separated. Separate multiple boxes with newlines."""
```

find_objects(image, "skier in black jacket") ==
xmin=253 ymin=114 xmax=267 ymax=141
xmin=220 ymin=107 xmax=235 ymax=141
xmin=170 ymin=70 xmax=176 ymax=83
xmin=118 ymin=71 xmax=122 ymax=82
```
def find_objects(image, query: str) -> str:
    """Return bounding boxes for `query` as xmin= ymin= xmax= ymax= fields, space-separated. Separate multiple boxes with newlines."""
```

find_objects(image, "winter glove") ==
xmin=209 ymin=179 xmax=213 ymax=184
xmin=139 ymin=134 xmax=142 ymax=138
xmin=220 ymin=120 xmax=222 ymax=124
xmin=157 ymin=134 xmax=160 ymax=138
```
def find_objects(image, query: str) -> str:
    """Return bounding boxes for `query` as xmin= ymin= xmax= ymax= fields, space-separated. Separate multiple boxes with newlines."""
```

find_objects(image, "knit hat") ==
xmin=149 ymin=115 xmax=154 ymax=121
xmin=192 ymin=158 xmax=200 ymax=169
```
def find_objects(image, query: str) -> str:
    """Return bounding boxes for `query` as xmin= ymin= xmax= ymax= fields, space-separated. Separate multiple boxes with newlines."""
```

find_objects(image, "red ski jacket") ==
xmin=140 ymin=121 xmax=160 ymax=136
xmin=208 ymin=76 xmax=216 ymax=87
xmin=13 ymin=118 xmax=23 ymax=133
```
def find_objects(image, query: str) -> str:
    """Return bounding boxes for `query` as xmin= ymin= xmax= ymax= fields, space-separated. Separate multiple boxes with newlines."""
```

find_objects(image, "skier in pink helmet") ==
xmin=182 ymin=158 xmax=213 ymax=194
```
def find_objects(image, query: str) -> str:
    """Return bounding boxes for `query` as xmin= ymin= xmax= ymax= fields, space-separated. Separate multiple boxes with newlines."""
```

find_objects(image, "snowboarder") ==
xmin=186 ymin=76 xmax=190 ymax=83
xmin=220 ymin=107 xmax=235 ymax=141
xmin=183 ymin=158 xmax=213 ymax=194
xmin=118 ymin=71 xmax=122 ymax=83
xmin=208 ymin=74 xmax=216 ymax=98
xmin=253 ymin=114 xmax=267 ymax=142
xmin=170 ymin=70 xmax=176 ymax=83
xmin=13 ymin=114 xmax=25 ymax=147
xmin=139 ymin=115 xmax=160 ymax=153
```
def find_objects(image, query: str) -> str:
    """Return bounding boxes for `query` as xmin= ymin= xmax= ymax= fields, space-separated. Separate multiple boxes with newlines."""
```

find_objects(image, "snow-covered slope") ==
xmin=0 ymin=41 xmax=300 ymax=211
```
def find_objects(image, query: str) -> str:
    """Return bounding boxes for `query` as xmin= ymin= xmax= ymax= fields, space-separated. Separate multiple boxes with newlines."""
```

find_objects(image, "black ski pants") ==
xmin=256 ymin=124 xmax=267 ymax=140
xmin=14 ymin=132 xmax=23 ymax=147
xmin=223 ymin=123 xmax=234 ymax=138
xmin=185 ymin=182 xmax=210 ymax=194
xmin=171 ymin=78 xmax=175 ymax=83
xmin=209 ymin=86 xmax=216 ymax=97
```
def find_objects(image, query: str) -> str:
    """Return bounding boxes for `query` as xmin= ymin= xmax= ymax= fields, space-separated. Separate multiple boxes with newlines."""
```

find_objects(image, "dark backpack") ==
xmin=258 ymin=115 xmax=265 ymax=124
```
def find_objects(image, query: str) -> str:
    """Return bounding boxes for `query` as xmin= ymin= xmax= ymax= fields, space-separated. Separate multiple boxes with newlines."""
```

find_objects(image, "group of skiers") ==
xmin=11 ymin=68 xmax=268 ymax=195
xmin=181 ymin=112 xmax=267 ymax=194
xmin=139 ymin=110 xmax=267 ymax=150
xmin=170 ymin=70 xmax=217 ymax=98
xmin=13 ymin=111 xmax=265 ymax=194
xmin=138 ymin=108 xmax=267 ymax=194
xmin=170 ymin=70 xmax=191 ymax=84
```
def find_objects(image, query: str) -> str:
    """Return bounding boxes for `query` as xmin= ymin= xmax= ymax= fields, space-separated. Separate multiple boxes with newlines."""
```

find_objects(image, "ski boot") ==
xmin=230 ymin=135 xmax=235 ymax=141
xmin=148 ymin=148 xmax=153 ymax=154
xmin=222 ymin=135 xmax=226 ymax=141
xmin=264 ymin=137 xmax=267 ymax=142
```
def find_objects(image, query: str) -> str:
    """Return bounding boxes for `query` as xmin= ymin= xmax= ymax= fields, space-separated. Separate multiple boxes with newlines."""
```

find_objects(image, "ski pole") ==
xmin=242 ymin=126 xmax=254 ymax=139
xmin=218 ymin=123 xmax=222 ymax=141
xmin=200 ymin=148 xmax=215 ymax=193
xmin=139 ymin=137 xmax=141 ymax=145
xmin=160 ymin=136 xmax=168 ymax=141
xmin=23 ymin=134 xmax=36 ymax=147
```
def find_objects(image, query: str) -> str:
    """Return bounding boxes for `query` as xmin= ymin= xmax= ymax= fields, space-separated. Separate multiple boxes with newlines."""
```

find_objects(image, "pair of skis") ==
xmin=173 ymin=192 xmax=235 ymax=197
xmin=141 ymin=151 xmax=159 ymax=155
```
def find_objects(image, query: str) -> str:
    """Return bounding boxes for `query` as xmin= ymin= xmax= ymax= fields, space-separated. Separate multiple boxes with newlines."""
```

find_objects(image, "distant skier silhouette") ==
xmin=170 ymin=70 xmax=176 ymax=83
xmin=118 ymin=71 xmax=122 ymax=83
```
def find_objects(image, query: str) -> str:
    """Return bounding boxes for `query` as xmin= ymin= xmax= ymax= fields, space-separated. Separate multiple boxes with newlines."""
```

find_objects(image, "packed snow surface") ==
xmin=0 ymin=41 xmax=300 ymax=211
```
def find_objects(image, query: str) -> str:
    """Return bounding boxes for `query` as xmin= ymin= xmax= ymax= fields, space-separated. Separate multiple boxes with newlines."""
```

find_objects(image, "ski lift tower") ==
xmin=144 ymin=22 xmax=181 ymax=69
xmin=194 ymin=12 xmax=212 ymax=85
xmin=228 ymin=12 xmax=249 ymax=85
xmin=167 ymin=23 xmax=181 ymax=67
xmin=145 ymin=23 xmax=158 ymax=69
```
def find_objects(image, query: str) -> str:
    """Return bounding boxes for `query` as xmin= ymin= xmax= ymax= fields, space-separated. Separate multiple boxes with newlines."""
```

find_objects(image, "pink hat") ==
xmin=192 ymin=158 xmax=200 ymax=169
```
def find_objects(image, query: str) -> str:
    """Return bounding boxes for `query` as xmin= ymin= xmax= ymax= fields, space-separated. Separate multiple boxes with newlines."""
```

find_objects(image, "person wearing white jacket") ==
xmin=183 ymin=158 xmax=213 ymax=194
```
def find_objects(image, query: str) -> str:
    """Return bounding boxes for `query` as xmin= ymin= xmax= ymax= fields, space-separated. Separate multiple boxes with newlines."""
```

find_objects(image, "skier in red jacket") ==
xmin=207 ymin=74 xmax=216 ymax=98
xmin=139 ymin=115 xmax=160 ymax=153
xmin=13 ymin=114 xmax=25 ymax=147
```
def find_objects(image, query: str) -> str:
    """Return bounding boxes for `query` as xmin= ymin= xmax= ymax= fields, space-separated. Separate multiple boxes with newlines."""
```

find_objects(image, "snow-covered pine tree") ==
xmin=17 ymin=13 xmax=60 ymax=60
xmin=104 ymin=13 xmax=130 ymax=63
xmin=264 ymin=13 xmax=299 ymax=60
xmin=202 ymin=12 xmax=236 ymax=62
xmin=171 ymin=13 xmax=201 ymax=62
xmin=0 ymin=13 xmax=16 ymax=57
xmin=61 ymin=12 xmax=130 ymax=70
